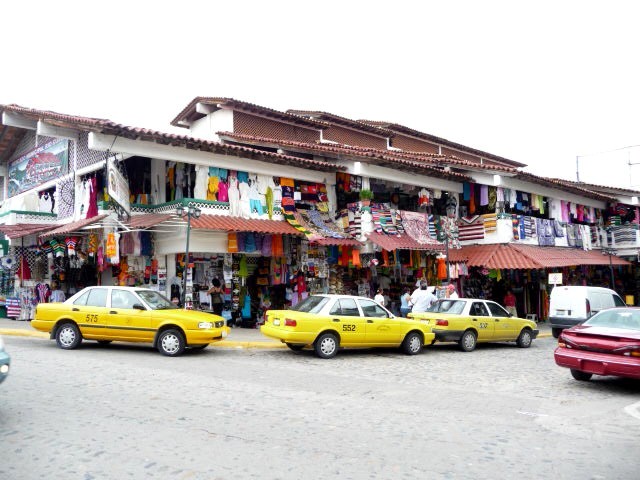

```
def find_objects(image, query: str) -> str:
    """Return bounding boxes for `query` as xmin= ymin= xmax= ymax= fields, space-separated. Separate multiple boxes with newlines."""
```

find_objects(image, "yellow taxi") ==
xmin=31 ymin=286 xmax=230 ymax=356
xmin=261 ymin=294 xmax=435 ymax=358
xmin=409 ymin=298 xmax=538 ymax=352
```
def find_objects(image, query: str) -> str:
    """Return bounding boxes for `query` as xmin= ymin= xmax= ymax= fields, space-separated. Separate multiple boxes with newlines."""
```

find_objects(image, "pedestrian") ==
xmin=49 ymin=282 xmax=66 ymax=303
xmin=504 ymin=289 xmax=518 ymax=316
xmin=446 ymin=283 xmax=459 ymax=299
xmin=400 ymin=287 xmax=412 ymax=317
xmin=207 ymin=278 xmax=224 ymax=315
xmin=374 ymin=288 xmax=386 ymax=307
xmin=410 ymin=280 xmax=436 ymax=313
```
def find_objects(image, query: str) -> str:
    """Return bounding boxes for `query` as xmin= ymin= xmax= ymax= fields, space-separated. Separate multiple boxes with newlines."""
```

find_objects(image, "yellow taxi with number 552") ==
xmin=261 ymin=294 xmax=435 ymax=358
xmin=31 ymin=286 xmax=229 ymax=356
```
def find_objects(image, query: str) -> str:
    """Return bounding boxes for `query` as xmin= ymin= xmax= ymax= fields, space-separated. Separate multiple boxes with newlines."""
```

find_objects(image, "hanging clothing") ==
xmin=228 ymin=178 xmax=240 ymax=216
xmin=194 ymin=165 xmax=209 ymax=200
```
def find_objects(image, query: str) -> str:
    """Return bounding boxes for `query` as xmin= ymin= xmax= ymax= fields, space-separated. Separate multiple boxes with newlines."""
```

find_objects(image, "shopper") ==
xmin=207 ymin=278 xmax=224 ymax=315
xmin=446 ymin=284 xmax=459 ymax=299
xmin=410 ymin=280 xmax=436 ymax=313
xmin=400 ymin=287 xmax=412 ymax=317
xmin=504 ymin=289 xmax=518 ymax=316
xmin=374 ymin=288 xmax=386 ymax=307
xmin=49 ymin=282 xmax=66 ymax=303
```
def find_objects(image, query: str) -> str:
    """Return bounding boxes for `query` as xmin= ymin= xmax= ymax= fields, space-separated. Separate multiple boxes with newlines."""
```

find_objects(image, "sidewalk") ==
xmin=0 ymin=317 xmax=552 ymax=346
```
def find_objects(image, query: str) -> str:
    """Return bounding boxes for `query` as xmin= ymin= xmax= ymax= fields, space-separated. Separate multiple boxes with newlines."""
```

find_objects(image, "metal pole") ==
xmin=182 ymin=209 xmax=191 ymax=308
xmin=445 ymin=233 xmax=450 ymax=283
xmin=609 ymin=252 xmax=615 ymax=290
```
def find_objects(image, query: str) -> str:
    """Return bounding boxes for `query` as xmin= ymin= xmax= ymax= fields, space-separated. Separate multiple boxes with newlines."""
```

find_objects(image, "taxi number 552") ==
xmin=85 ymin=314 xmax=99 ymax=323
xmin=342 ymin=324 xmax=356 ymax=332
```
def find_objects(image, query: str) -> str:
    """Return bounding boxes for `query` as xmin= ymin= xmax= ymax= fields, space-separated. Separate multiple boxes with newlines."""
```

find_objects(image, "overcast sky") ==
xmin=2 ymin=1 xmax=638 ymax=190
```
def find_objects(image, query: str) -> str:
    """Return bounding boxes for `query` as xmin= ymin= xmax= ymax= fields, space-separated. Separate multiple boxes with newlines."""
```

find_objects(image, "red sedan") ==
xmin=554 ymin=307 xmax=640 ymax=381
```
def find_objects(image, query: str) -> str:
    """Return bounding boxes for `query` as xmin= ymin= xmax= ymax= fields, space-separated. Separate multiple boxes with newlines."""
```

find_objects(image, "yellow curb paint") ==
xmin=0 ymin=329 xmax=48 ymax=339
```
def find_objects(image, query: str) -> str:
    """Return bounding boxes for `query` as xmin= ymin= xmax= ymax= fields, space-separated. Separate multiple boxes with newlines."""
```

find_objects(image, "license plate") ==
xmin=581 ymin=360 xmax=605 ymax=375
xmin=273 ymin=319 xmax=280 ymax=326
xmin=556 ymin=310 xmax=565 ymax=316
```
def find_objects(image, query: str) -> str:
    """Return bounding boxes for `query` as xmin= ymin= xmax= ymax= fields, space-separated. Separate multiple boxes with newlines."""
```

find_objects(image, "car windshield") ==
xmin=584 ymin=309 xmax=640 ymax=330
xmin=291 ymin=295 xmax=330 ymax=314
xmin=137 ymin=290 xmax=178 ymax=310
xmin=428 ymin=299 xmax=465 ymax=314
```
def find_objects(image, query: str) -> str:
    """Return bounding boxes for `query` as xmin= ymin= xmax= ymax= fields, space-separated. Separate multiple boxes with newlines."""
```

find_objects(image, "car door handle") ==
xmin=495 ymin=319 xmax=500 ymax=322
xmin=333 ymin=318 xmax=340 ymax=322
xmin=110 ymin=311 xmax=118 ymax=314
xmin=367 ymin=320 xmax=374 ymax=323
xmin=72 ymin=307 xmax=79 ymax=312
xmin=472 ymin=318 xmax=477 ymax=321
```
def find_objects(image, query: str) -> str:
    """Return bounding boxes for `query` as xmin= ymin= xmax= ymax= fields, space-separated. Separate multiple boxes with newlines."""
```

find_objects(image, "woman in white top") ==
xmin=374 ymin=288 xmax=386 ymax=306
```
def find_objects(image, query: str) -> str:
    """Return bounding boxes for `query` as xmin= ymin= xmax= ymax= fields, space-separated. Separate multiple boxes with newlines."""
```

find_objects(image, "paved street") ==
xmin=1 ymin=330 xmax=639 ymax=480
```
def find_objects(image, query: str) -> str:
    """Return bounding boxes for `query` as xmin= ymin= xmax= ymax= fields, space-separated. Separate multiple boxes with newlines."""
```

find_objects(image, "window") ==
xmin=429 ymin=300 xmax=465 ymax=314
xmin=613 ymin=295 xmax=626 ymax=307
xmin=486 ymin=302 xmax=510 ymax=317
xmin=329 ymin=298 xmax=360 ymax=317
xmin=137 ymin=290 xmax=177 ymax=310
xmin=470 ymin=302 xmax=489 ymax=316
xmin=111 ymin=290 xmax=140 ymax=309
xmin=73 ymin=290 xmax=91 ymax=306
xmin=292 ymin=295 xmax=330 ymax=314
xmin=85 ymin=288 xmax=107 ymax=308
xmin=358 ymin=299 xmax=388 ymax=318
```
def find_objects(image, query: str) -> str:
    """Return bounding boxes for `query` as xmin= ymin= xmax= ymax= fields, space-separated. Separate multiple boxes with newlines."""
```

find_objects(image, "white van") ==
xmin=549 ymin=286 xmax=626 ymax=338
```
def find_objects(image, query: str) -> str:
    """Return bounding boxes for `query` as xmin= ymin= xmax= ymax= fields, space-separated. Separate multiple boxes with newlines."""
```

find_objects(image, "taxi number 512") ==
xmin=85 ymin=314 xmax=99 ymax=323
xmin=342 ymin=324 xmax=356 ymax=332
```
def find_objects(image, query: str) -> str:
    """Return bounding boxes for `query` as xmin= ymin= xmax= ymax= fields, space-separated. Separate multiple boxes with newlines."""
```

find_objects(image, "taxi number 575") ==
xmin=342 ymin=324 xmax=356 ymax=332
xmin=85 ymin=314 xmax=99 ymax=323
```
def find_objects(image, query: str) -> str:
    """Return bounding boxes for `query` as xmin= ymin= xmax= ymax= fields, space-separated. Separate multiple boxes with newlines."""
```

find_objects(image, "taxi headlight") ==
xmin=198 ymin=322 xmax=213 ymax=329
xmin=0 ymin=364 xmax=8 ymax=374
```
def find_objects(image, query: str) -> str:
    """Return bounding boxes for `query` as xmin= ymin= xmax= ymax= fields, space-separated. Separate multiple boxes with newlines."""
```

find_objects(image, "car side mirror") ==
xmin=132 ymin=303 xmax=146 ymax=310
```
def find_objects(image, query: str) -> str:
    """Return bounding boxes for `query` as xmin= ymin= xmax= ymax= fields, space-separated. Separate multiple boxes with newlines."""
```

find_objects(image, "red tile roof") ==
xmin=514 ymin=172 xmax=615 ymax=202
xmin=448 ymin=243 xmax=630 ymax=268
xmin=171 ymin=97 xmax=328 ymax=129
xmin=0 ymin=223 xmax=57 ymax=239
xmin=127 ymin=214 xmax=173 ymax=229
xmin=190 ymin=215 xmax=303 ymax=235
xmin=218 ymin=131 xmax=476 ymax=181
xmin=286 ymin=110 xmax=395 ymax=137
xmin=39 ymin=214 xmax=108 ymax=238
xmin=358 ymin=119 xmax=527 ymax=168
xmin=367 ymin=232 xmax=444 ymax=251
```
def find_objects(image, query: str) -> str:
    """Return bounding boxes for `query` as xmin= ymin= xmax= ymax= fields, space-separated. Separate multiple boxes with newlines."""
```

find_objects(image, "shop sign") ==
xmin=548 ymin=273 xmax=563 ymax=285
xmin=8 ymin=139 xmax=69 ymax=197
xmin=106 ymin=158 xmax=131 ymax=217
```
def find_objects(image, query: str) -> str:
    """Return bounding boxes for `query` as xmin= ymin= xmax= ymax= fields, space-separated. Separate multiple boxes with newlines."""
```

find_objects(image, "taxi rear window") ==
xmin=429 ymin=300 xmax=465 ymax=314
xmin=292 ymin=296 xmax=330 ymax=314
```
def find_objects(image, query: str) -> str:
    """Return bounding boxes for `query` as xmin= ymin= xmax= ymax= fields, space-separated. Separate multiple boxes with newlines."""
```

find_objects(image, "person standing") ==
xmin=446 ymin=284 xmax=459 ymax=299
xmin=207 ymin=278 xmax=224 ymax=315
xmin=400 ymin=287 xmax=412 ymax=317
xmin=49 ymin=282 xmax=66 ymax=303
xmin=410 ymin=280 xmax=436 ymax=313
xmin=374 ymin=288 xmax=386 ymax=307
xmin=504 ymin=289 xmax=518 ymax=316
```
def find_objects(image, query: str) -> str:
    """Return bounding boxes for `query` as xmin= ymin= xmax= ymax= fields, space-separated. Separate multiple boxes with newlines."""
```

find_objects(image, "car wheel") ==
xmin=190 ymin=344 xmax=208 ymax=350
xmin=157 ymin=329 xmax=186 ymax=357
xmin=570 ymin=369 xmax=593 ymax=381
xmin=97 ymin=340 xmax=112 ymax=345
xmin=459 ymin=330 xmax=477 ymax=352
xmin=402 ymin=332 xmax=423 ymax=355
xmin=314 ymin=333 xmax=339 ymax=359
xmin=55 ymin=322 xmax=82 ymax=350
xmin=552 ymin=328 xmax=562 ymax=339
xmin=286 ymin=343 xmax=305 ymax=351
xmin=516 ymin=329 xmax=533 ymax=348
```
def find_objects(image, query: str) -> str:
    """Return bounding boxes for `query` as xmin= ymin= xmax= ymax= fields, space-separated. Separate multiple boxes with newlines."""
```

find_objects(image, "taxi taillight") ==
xmin=285 ymin=319 xmax=297 ymax=327
xmin=436 ymin=319 xmax=448 ymax=326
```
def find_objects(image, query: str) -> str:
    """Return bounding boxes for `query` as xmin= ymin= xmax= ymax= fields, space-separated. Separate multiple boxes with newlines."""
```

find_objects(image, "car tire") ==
xmin=55 ymin=322 xmax=82 ymax=350
xmin=516 ymin=328 xmax=533 ymax=348
xmin=190 ymin=344 xmax=208 ymax=350
xmin=314 ymin=333 xmax=339 ymax=359
xmin=552 ymin=328 xmax=562 ymax=339
xmin=459 ymin=330 xmax=477 ymax=352
xmin=570 ymin=369 xmax=593 ymax=381
xmin=286 ymin=343 xmax=305 ymax=351
xmin=157 ymin=329 xmax=186 ymax=357
xmin=402 ymin=332 xmax=423 ymax=355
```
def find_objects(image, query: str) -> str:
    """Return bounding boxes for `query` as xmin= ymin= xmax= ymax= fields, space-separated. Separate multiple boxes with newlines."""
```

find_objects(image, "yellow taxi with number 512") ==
xmin=261 ymin=294 xmax=435 ymax=358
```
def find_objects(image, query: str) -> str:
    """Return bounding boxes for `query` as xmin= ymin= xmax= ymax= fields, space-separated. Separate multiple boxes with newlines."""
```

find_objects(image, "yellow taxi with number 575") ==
xmin=31 ymin=286 xmax=229 ymax=356
xmin=261 ymin=294 xmax=435 ymax=358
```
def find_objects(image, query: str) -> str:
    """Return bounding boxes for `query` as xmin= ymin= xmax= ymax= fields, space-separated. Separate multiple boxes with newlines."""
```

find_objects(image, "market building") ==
xmin=0 ymin=98 xmax=636 ymax=324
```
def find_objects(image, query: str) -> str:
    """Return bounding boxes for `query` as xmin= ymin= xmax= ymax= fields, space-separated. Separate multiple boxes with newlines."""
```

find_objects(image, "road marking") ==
xmin=517 ymin=411 xmax=549 ymax=417
xmin=624 ymin=401 xmax=640 ymax=421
